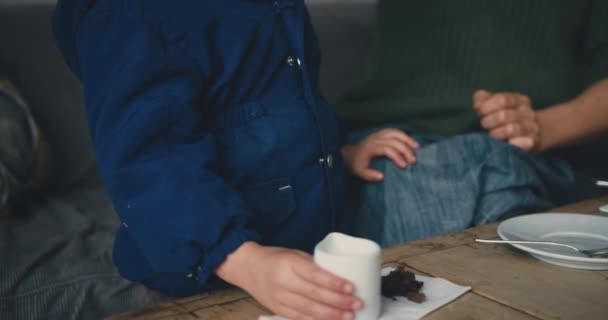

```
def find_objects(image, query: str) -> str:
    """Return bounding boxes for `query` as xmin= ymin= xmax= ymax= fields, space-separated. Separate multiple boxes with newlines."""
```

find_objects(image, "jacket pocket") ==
xmin=211 ymin=100 xmax=268 ymax=131
xmin=240 ymin=178 xmax=296 ymax=237
xmin=212 ymin=100 xmax=279 ymax=184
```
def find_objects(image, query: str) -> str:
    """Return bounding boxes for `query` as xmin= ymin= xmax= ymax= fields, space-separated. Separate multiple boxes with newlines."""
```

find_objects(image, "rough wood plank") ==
xmin=382 ymin=194 xmax=608 ymax=263
xmin=401 ymin=242 xmax=608 ymax=320
xmin=106 ymin=301 xmax=183 ymax=320
xmin=172 ymin=288 xmax=248 ymax=308
xmin=193 ymin=298 xmax=269 ymax=320
xmin=156 ymin=314 xmax=198 ymax=320
xmin=106 ymin=289 xmax=248 ymax=320
xmin=424 ymin=292 xmax=538 ymax=320
xmin=382 ymin=223 xmax=498 ymax=263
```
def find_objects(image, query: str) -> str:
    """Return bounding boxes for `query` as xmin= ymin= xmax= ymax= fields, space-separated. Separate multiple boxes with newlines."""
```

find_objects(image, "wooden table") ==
xmin=109 ymin=196 xmax=608 ymax=320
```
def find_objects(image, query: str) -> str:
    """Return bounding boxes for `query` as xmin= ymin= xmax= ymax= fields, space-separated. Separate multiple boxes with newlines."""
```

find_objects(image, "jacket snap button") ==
xmin=326 ymin=154 xmax=334 ymax=169
xmin=286 ymin=56 xmax=301 ymax=68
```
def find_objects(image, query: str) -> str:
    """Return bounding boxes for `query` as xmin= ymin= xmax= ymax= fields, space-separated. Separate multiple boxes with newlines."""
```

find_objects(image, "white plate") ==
xmin=497 ymin=213 xmax=608 ymax=270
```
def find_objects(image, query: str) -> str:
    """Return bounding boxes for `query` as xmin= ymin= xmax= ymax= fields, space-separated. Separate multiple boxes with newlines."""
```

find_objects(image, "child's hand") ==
xmin=216 ymin=242 xmax=362 ymax=320
xmin=341 ymin=128 xmax=419 ymax=182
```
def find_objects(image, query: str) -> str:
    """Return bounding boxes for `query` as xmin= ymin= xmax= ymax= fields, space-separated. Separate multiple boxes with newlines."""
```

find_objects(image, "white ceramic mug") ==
xmin=314 ymin=232 xmax=382 ymax=320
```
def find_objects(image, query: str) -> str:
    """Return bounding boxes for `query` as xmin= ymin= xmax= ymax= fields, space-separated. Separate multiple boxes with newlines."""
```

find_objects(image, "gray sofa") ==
xmin=0 ymin=1 xmax=378 ymax=319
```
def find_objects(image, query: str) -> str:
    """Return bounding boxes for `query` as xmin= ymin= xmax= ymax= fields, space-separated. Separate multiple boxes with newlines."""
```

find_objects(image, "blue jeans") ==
xmin=347 ymin=126 xmax=592 ymax=248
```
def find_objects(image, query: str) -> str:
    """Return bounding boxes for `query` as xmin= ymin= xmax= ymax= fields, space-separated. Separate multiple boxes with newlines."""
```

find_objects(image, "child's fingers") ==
xmin=473 ymin=89 xmax=493 ymax=110
xmin=481 ymin=107 xmax=535 ymax=130
xmin=291 ymin=249 xmax=314 ymax=259
xmin=508 ymin=136 xmax=535 ymax=151
xmin=478 ymin=92 xmax=527 ymax=116
xmin=357 ymin=168 xmax=384 ymax=182
xmin=381 ymin=129 xmax=420 ymax=149
xmin=489 ymin=122 xmax=523 ymax=140
xmin=374 ymin=144 xmax=407 ymax=168
xmin=289 ymin=274 xmax=362 ymax=312
xmin=293 ymin=260 xmax=354 ymax=294
xmin=383 ymin=140 xmax=416 ymax=164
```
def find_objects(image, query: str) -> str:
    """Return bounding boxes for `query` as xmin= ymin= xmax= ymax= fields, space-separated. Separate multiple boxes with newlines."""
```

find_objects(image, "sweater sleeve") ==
xmin=584 ymin=0 xmax=608 ymax=85
xmin=75 ymin=9 xmax=259 ymax=292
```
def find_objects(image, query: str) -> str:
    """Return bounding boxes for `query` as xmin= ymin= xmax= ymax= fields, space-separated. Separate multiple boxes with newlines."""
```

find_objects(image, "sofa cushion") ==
xmin=306 ymin=0 xmax=377 ymax=103
xmin=0 ymin=0 xmax=97 ymax=193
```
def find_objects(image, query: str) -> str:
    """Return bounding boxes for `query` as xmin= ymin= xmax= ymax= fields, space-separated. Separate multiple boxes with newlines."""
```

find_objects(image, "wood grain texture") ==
xmin=424 ymin=292 xmax=538 ymax=320
xmin=107 ymin=289 xmax=248 ymax=320
xmin=401 ymin=242 xmax=608 ymax=320
xmin=382 ymin=223 xmax=498 ymax=263
xmin=193 ymin=298 xmax=269 ymax=320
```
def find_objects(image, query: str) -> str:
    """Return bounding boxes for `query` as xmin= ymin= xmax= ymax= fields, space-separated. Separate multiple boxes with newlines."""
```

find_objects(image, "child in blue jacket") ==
xmin=53 ymin=1 xmax=418 ymax=319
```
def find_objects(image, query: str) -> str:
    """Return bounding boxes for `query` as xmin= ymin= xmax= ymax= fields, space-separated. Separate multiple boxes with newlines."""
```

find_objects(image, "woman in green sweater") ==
xmin=337 ymin=0 xmax=608 ymax=246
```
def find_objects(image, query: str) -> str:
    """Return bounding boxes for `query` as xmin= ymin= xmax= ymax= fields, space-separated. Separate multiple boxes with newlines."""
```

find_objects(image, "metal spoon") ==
xmin=475 ymin=239 xmax=608 ymax=258
xmin=596 ymin=180 xmax=608 ymax=188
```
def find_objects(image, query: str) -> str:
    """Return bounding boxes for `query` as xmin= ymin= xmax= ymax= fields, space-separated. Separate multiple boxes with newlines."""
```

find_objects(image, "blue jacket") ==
xmin=53 ymin=0 xmax=345 ymax=296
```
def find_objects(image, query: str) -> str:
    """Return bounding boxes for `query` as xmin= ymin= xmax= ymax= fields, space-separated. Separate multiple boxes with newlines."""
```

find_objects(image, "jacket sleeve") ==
xmin=74 ymin=9 xmax=259 ymax=292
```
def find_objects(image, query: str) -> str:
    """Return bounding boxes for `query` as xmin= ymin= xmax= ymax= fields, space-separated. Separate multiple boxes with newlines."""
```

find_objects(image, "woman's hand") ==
xmin=342 ymin=128 xmax=419 ymax=182
xmin=216 ymin=242 xmax=362 ymax=320
xmin=474 ymin=90 xmax=541 ymax=151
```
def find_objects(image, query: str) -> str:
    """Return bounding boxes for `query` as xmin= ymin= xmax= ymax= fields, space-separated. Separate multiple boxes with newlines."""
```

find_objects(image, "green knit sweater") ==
xmin=335 ymin=1 xmax=608 ymax=136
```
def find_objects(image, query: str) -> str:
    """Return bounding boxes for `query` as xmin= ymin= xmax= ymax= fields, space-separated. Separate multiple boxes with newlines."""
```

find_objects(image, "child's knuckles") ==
xmin=515 ymin=124 xmax=524 ymax=137
xmin=394 ymin=141 xmax=408 ymax=150
xmin=382 ymin=128 xmax=399 ymax=136
xmin=271 ymin=291 xmax=287 ymax=304
xmin=383 ymin=145 xmax=396 ymax=155
xmin=494 ymin=94 xmax=507 ymax=107
xmin=489 ymin=129 xmax=502 ymax=139
xmin=498 ymin=110 xmax=507 ymax=122
xmin=320 ymin=269 xmax=338 ymax=281
xmin=505 ymin=123 xmax=516 ymax=136
xmin=327 ymin=275 xmax=345 ymax=289
xmin=481 ymin=117 xmax=491 ymax=129
xmin=331 ymin=294 xmax=355 ymax=309
xmin=275 ymin=256 xmax=292 ymax=269
xmin=532 ymin=122 xmax=540 ymax=134
xmin=274 ymin=268 xmax=293 ymax=286
xmin=304 ymin=284 xmax=322 ymax=299
xmin=507 ymin=94 xmax=520 ymax=106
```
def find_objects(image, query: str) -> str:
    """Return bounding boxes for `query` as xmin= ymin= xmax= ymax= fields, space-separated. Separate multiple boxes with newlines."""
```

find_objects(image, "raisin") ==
xmin=381 ymin=266 xmax=426 ymax=303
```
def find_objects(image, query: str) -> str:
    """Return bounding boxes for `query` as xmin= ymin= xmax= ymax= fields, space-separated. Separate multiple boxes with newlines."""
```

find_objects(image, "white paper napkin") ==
xmin=259 ymin=267 xmax=471 ymax=320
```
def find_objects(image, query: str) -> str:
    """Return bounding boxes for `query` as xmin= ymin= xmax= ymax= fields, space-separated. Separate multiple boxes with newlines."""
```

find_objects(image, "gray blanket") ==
xmin=0 ymin=177 xmax=165 ymax=320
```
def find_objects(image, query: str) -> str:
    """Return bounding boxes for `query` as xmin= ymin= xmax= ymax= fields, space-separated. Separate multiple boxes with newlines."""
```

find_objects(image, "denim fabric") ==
xmin=348 ymin=126 xmax=592 ymax=247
